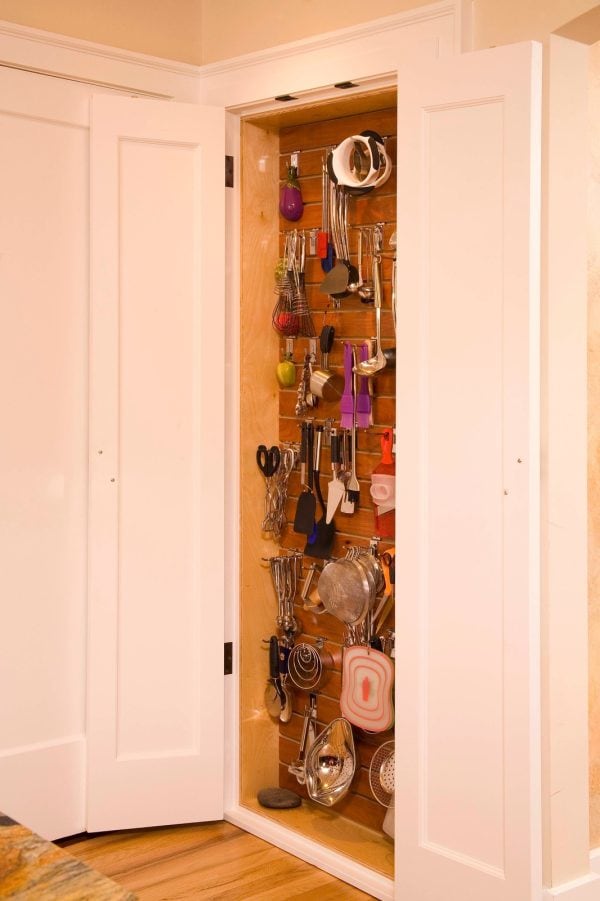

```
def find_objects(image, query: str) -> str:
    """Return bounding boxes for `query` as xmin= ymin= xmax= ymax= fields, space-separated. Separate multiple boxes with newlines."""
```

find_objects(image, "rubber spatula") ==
xmin=339 ymin=342 xmax=354 ymax=430
xmin=356 ymin=342 xmax=372 ymax=429
xmin=319 ymin=183 xmax=349 ymax=294
xmin=305 ymin=425 xmax=335 ymax=559
xmin=326 ymin=429 xmax=345 ymax=523
xmin=318 ymin=158 xmax=335 ymax=273
xmin=294 ymin=420 xmax=316 ymax=535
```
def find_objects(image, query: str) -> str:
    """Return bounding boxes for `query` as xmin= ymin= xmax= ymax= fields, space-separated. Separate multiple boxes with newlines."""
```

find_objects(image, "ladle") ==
xmin=354 ymin=253 xmax=387 ymax=377
xmin=343 ymin=193 xmax=360 ymax=293
xmin=358 ymin=228 xmax=375 ymax=301
xmin=356 ymin=228 xmax=364 ymax=289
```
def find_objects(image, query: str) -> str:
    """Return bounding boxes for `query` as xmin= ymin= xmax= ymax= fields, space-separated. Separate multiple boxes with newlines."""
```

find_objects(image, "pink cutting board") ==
xmin=340 ymin=646 xmax=394 ymax=732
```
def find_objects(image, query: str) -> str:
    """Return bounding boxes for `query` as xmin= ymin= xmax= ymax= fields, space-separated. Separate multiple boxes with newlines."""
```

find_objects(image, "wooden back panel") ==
xmin=276 ymin=107 xmax=397 ymax=833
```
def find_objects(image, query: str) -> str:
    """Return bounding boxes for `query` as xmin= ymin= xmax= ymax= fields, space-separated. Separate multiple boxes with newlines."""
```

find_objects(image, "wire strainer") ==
xmin=369 ymin=740 xmax=395 ymax=807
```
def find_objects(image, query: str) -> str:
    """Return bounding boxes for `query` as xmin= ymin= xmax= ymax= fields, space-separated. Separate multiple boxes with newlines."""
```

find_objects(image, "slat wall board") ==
xmin=276 ymin=107 xmax=397 ymax=833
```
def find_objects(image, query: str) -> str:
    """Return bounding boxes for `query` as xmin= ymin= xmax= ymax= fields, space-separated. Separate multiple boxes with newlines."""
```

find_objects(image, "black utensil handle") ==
xmin=330 ymin=431 xmax=340 ymax=466
xmin=306 ymin=422 xmax=314 ymax=490
xmin=278 ymin=643 xmax=290 ymax=676
xmin=256 ymin=444 xmax=268 ymax=473
xmin=269 ymin=445 xmax=281 ymax=475
xmin=269 ymin=635 xmax=280 ymax=680
xmin=299 ymin=423 xmax=307 ymax=464
xmin=314 ymin=470 xmax=326 ymax=513
xmin=320 ymin=325 xmax=335 ymax=354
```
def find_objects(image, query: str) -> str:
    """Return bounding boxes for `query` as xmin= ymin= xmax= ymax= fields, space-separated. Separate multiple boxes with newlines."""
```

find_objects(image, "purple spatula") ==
xmin=356 ymin=342 xmax=372 ymax=429
xmin=340 ymin=341 xmax=354 ymax=429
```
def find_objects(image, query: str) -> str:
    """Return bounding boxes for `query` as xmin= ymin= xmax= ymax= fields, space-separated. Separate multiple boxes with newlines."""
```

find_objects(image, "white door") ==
xmin=394 ymin=42 xmax=542 ymax=901
xmin=0 ymin=67 xmax=92 ymax=840
xmin=87 ymin=95 xmax=226 ymax=830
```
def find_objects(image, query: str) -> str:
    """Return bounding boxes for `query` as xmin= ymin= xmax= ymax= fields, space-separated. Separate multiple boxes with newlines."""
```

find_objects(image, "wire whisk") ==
xmin=272 ymin=231 xmax=315 ymax=338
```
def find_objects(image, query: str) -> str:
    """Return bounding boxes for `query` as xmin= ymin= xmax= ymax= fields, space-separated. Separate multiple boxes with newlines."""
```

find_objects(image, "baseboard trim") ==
xmin=224 ymin=803 xmax=394 ymax=901
xmin=0 ymin=736 xmax=86 ymax=840
xmin=544 ymin=865 xmax=600 ymax=899
xmin=223 ymin=810 xmax=600 ymax=901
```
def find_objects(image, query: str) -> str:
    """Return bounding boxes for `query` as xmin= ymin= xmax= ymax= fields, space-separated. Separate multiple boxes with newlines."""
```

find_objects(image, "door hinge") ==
xmin=224 ymin=641 xmax=233 ymax=675
xmin=225 ymin=155 xmax=234 ymax=188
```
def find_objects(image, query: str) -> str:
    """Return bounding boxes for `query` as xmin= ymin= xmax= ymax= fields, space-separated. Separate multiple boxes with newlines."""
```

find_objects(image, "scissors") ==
xmin=256 ymin=444 xmax=281 ymax=478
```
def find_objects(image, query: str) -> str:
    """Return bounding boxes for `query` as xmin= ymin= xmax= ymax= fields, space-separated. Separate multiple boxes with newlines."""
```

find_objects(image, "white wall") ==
xmin=0 ymin=0 xmax=597 ymax=64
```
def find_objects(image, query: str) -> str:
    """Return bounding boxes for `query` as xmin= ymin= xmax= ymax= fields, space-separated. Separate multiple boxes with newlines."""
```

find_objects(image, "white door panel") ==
xmin=394 ymin=42 xmax=542 ymax=901
xmin=87 ymin=95 xmax=225 ymax=830
xmin=0 ymin=69 xmax=90 ymax=839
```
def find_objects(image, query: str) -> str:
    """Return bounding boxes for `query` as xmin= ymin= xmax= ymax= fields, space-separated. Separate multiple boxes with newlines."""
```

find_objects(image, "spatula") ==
xmin=339 ymin=342 xmax=354 ymax=430
xmin=318 ymin=158 xmax=335 ymax=273
xmin=345 ymin=347 xmax=361 ymax=505
xmin=293 ymin=421 xmax=316 ymax=534
xmin=356 ymin=342 xmax=372 ymax=429
xmin=326 ymin=429 xmax=345 ymax=523
xmin=319 ymin=183 xmax=350 ymax=297
xmin=306 ymin=425 xmax=335 ymax=558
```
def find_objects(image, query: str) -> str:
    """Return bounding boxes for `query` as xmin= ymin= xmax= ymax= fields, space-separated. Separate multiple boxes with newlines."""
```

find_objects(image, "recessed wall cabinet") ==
xmin=0 ymin=5 xmax=593 ymax=901
xmin=229 ymin=41 xmax=544 ymax=901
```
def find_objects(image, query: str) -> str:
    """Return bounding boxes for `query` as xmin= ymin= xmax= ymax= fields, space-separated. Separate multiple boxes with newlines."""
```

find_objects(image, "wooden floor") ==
xmin=62 ymin=821 xmax=376 ymax=900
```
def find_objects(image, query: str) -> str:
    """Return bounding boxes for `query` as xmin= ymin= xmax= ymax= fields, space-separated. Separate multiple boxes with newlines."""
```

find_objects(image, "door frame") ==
xmin=209 ymin=19 xmax=593 ymax=901
xmin=211 ymin=8 xmax=465 ymax=900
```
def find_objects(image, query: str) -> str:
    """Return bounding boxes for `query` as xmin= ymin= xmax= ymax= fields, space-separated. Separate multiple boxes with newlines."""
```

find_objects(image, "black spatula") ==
xmin=305 ymin=425 xmax=335 ymax=559
xmin=294 ymin=421 xmax=316 ymax=535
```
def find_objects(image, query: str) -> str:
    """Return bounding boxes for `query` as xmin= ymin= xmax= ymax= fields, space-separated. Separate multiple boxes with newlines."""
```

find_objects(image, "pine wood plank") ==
xmin=278 ymin=139 xmax=397 ymax=180
xmin=64 ymin=823 xmax=376 ymax=900
xmin=243 ymin=100 xmax=397 ymax=855
xmin=239 ymin=121 xmax=283 ymax=799
xmin=279 ymin=109 xmax=397 ymax=154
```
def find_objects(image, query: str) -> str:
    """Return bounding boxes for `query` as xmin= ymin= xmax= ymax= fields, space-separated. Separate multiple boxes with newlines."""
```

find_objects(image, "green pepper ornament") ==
xmin=276 ymin=352 xmax=296 ymax=388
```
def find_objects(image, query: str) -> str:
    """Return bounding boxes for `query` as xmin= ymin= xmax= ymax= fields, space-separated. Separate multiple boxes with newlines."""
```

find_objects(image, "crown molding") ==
xmin=0 ymin=19 xmax=203 ymax=101
xmin=195 ymin=1 xmax=462 ymax=110
xmin=0 ymin=19 xmax=200 ymax=76
xmin=0 ymin=1 xmax=465 ymax=107
xmin=197 ymin=1 xmax=458 ymax=79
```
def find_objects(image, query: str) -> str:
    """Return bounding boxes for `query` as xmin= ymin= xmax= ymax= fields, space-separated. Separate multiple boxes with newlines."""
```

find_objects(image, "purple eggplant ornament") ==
xmin=279 ymin=165 xmax=304 ymax=221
